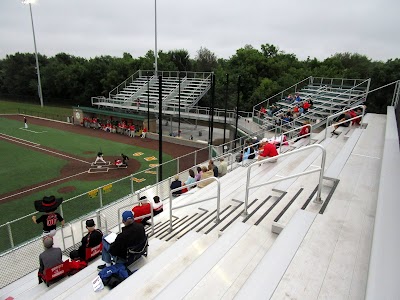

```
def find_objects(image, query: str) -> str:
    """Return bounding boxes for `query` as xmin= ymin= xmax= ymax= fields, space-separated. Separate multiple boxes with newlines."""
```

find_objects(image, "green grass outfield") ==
xmin=0 ymin=116 xmax=176 ymax=251
xmin=0 ymin=99 xmax=72 ymax=115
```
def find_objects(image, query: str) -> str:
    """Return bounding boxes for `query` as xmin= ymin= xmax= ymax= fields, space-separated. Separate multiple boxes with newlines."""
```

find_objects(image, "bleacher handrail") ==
xmin=323 ymin=104 xmax=367 ymax=140
xmin=243 ymin=144 xmax=327 ymax=215
xmin=117 ymin=199 xmax=154 ymax=235
xmin=109 ymin=70 xmax=141 ymax=99
xmin=168 ymin=177 xmax=221 ymax=232
xmin=252 ymin=76 xmax=312 ymax=115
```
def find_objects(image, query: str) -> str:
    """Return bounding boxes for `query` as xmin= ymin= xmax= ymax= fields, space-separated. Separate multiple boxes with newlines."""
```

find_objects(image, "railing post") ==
xmin=215 ymin=179 xmax=221 ymax=222
xmin=314 ymin=145 xmax=327 ymax=203
xmin=194 ymin=150 xmax=197 ymax=166
xmin=177 ymin=157 xmax=180 ymax=174
xmin=99 ymin=188 xmax=103 ymax=208
xmin=242 ymin=165 xmax=251 ymax=217
xmin=130 ymin=176 xmax=134 ymax=195
xmin=169 ymin=193 xmax=173 ymax=232
xmin=7 ymin=222 xmax=14 ymax=248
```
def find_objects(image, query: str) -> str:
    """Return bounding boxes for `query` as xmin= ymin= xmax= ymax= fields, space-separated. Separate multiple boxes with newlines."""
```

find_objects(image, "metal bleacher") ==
xmin=1 ymin=76 xmax=399 ymax=298
xmin=91 ymin=70 xmax=212 ymax=115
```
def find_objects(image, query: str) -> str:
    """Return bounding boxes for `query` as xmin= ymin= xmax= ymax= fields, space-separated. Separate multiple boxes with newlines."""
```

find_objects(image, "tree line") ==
xmin=0 ymin=44 xmax=399 ymax=113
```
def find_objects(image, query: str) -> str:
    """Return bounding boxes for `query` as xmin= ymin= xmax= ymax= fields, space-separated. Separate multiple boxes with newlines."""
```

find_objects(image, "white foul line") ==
xmin=19 ymin=128 xmax=47 ymax=133
xmin=0 ymin=133 xmax=40 ymax=146
xmin=0 ymin=170 xmax=89 ymax=202
xmin=0 ymin=133 xmax=90 ymax=164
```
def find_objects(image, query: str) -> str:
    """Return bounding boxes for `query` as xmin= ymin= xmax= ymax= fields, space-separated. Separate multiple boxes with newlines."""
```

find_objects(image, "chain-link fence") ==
xmin=0 ymin=127 xmax=260 ymax=288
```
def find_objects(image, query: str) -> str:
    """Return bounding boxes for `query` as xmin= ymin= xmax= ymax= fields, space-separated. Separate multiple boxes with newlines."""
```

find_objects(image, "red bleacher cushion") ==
xmin=42 ymin=260 xmax=70 ymax=282
xmin=85 ymin=243 xmax=103 ymax=261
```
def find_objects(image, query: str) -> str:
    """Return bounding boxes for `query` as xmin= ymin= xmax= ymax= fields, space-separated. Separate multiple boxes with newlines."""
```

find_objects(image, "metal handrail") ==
xmin=60 ymin=223 xmax=75 ymax=251
xmin=253 ymin=76 xmax=312 ymax=113
xmin=117 ymin=200 xmax=155 ymax=235
xmin=243 ymin=144 xmax=327 ymax=215
xmin=168 ymin=177 xmax=221 ymax=232
xmin=323 ymin=104 xmax=366 ymax=140
xmin=109 ymin=70 xmax=141 ymax=98
xmin=277 ymin=124 xmax=312 ymax=153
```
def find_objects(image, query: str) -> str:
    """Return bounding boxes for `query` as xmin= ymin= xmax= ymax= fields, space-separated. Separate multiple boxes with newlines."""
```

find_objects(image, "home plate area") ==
xmin=88 ymin=161 xmax=127 ymax=173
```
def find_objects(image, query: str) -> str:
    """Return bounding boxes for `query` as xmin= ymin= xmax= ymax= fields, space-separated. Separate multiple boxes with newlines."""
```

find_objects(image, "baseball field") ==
xmin=0 ymin=107 xmax=206 ymax=252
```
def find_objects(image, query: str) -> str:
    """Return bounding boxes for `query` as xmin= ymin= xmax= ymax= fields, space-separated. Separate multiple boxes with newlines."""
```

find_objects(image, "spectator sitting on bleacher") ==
xmin=303 ymin=100 xmax=311 ymax=112
xmin=294 ymin=93 xmax=302 ymax=103
xmin=184 ymin=169 xmax=196 ymax=189
xmin=218 ymin=157 xmax=228 ymax=176
xmin=197 ymin=166 xmax=214 ymax=188
xmin=285 ymin=94 xmax=293 ymax=103
xmin=132 ymin=196 xmax=164 ymax=226
xmin=170 ymin=175 xmax=182 ymax=196
xmin=331 ymin=112 xmax=351 ymax=135
xmin=98 ymin=211 xmax=146 ymax=270
xmin=294 ymin=121 xmax=311 ymax=142
xmin=38 ymin=236 xmax=63 ymax=283
xmin=243 ymin=140 xmax=256 ymax=161
xmin=208 ymin=160 xmax=219 ymax=177
xmin=195 ymin=166 xmax=202 ymax=181
xmin=77 ymin=219 xmax=103 ymax=260
xmin=257 ymin=139 xmax=278 ymax=162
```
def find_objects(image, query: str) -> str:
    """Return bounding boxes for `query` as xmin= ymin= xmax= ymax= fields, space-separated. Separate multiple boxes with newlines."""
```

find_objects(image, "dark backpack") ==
xmin=98 ymin=263 xmax=132 ymax=289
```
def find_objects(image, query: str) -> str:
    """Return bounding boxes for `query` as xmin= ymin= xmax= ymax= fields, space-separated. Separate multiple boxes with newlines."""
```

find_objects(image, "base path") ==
xmin=1 ymin=115 xmax=208 ymax=202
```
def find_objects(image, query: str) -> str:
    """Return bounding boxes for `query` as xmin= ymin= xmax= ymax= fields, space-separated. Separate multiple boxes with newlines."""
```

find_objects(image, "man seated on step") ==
xmin=77 ymin=219 xmax=103 ymax=260
xmin=257 ymin=138 xmax=278 ymax=163
xmin=331 ymin=112 xmax=351 ymax=135
xmin=38 ymin=236 xmax=63 ymax=283
xmin=98 ymin=211 xmax=146 ymax=270
xmin=94 ymin=152 xmax=106 ymax=164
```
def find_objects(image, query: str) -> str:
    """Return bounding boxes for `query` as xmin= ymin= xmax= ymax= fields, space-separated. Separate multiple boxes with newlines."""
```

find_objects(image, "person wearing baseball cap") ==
xmin=98 ymin=211 xmax=146 ymax=270
xmin=76 ymin=219 xmax=103 ymax=260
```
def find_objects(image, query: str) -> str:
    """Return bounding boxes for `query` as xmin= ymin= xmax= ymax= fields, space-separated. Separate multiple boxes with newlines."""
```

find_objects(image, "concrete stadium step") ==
xmin=234 ymin=210 xmax=316 ymax=299
xmin=114 ymin=233 xmax=217 ymax=299
xmin=54 ymin=238 xmax=167 ymax=300
xmin=153 ymin=222 xmax=251 ymax=299
xmin=102 ymin=231 xmax=202 ymax=299
xmin=324 ymin=128 xmax=363 ymax=181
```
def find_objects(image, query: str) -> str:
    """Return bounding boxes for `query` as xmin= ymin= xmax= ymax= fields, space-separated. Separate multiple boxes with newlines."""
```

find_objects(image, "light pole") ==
xmin=23 ymin=0 xmax=44 ymax=107
xmin=154 ymin=0 xmax=158 ymax=75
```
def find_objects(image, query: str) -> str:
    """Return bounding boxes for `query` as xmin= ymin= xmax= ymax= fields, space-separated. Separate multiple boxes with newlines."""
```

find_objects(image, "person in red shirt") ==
xmin=141 ymin=127 xmax=147 ymax=138
xmin=132 ymin=196 xmax=163 ymax=226
xmin=294 ymin=122 xmax=311 ymax=142
xmin=303 ymin=101 xmax=310 ymax=112
xmin=257 ymin=140 xmax=278 ymax=163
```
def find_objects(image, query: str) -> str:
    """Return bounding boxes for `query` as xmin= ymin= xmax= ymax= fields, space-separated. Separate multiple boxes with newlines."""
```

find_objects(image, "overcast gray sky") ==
xmin=1 ymin=0 xmax=399 ymax=61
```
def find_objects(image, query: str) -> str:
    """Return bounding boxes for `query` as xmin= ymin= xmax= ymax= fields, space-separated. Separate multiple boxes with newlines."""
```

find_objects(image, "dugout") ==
xmin=72 ymin=106 xmax=156 ymax=133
